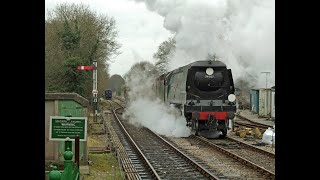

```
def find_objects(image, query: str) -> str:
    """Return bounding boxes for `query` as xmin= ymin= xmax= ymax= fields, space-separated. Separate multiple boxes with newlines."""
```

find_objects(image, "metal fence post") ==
xmin=75 ymin=135 xmax=80 ymax=169
xmin=49 ymin=166 xmax=61 ymax=180
xmin=63 ymin=147 xmax=73 ymax=180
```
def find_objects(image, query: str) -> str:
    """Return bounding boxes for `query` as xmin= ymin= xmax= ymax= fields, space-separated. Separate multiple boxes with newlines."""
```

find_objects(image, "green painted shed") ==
xmin=45 ymin=92 xmax=89 ymax=165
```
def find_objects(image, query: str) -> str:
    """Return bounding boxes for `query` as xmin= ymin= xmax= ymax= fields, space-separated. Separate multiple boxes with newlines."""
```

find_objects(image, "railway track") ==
xmin=195 ymin=136 xmax=275 ymax=177
xmin=105 ymin=101 xmax=215 ymax=179
xmin=101 ymin=99 xmax=274 ymax=179
xmin=226 ymin=136 xmax=275 ymax=157
xmin=113 ymin=96 xmax=126 ymax=103
xmin=108 ymin=98 xmax=125 ymax=112
xmin=113 ymin=111 xmax=222 ymax=179
xmin=103 ymin=106 xmax=153 ymax=179
xmin=234 ymin=114 xmax=273 ymax=130
xmin=166 ymin=135 xmax=274 ymax=180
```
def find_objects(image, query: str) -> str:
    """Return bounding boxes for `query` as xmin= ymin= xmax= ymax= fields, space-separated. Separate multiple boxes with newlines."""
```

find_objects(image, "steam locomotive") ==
xmin=153 ymin=60 xmax=236 ymax=138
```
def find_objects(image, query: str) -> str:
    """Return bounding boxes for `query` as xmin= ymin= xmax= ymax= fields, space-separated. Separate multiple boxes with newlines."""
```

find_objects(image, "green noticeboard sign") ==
xmin=49 ymin=116 xmax=87 ymax=141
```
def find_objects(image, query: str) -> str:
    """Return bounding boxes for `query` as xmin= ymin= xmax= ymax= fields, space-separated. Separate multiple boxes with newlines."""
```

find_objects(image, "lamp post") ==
xmin=261 ymin=72 xmax=270 ymax=88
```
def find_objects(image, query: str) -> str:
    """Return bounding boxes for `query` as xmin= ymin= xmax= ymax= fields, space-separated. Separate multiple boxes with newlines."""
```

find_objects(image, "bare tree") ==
xmin=153 ymin=37 xmax=176 ymax=75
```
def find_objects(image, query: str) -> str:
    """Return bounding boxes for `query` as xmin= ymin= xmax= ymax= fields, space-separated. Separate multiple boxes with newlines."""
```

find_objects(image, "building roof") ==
xmin=45 ymin=92 xmax=89 ymax=107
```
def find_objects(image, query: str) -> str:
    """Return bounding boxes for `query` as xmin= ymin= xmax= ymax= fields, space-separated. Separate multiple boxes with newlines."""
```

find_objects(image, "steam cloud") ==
xmin=122 ymin=0 xmax=274 ymax=137
xmin=132 ymin=0 xmax=275 ymax=88
xmin=123 ymin=66 xmax=191 ymax=137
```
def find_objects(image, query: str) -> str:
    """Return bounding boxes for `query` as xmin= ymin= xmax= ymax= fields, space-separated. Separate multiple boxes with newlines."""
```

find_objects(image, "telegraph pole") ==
xmin=261 ymin=72 xmax=270 ymax=88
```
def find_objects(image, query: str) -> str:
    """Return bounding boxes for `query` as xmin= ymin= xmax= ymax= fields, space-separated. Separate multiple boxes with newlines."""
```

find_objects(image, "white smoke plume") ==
xmin=132 ymin=0 xmax=275 ymax=88
xmin=123 ymin=64 xmax=191 ymax=137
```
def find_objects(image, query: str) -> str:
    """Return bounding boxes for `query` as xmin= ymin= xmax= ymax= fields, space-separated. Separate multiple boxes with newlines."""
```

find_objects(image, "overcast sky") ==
xmin=46 ymin=0 xmax=274 ymax=88
xmin=45 ymin=0 xmax=172 ymax=76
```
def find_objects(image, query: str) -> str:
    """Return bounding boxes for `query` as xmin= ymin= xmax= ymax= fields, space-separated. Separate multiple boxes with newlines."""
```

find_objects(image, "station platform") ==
xmin=236 ymin=110 xmax=275 ymax=127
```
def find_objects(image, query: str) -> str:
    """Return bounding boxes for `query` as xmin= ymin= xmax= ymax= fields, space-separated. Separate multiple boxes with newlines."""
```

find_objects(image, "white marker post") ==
xmin=92 ymin=60 xmax=98 ymax=122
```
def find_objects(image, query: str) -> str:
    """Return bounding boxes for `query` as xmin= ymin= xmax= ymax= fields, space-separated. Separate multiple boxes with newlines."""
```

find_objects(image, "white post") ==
xmin=93 ymin=60 xmax=98 ymax=120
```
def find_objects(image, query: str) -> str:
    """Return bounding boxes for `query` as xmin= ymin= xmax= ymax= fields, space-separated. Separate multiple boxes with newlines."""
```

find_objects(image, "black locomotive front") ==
xmin=184 ymin=60 xmax=236 ymax=138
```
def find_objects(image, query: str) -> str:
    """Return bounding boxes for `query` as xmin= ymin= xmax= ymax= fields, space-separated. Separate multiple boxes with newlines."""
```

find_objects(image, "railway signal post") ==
xmin=78 ymin=60 xmax=98 ymax=122
xmin=92 ymin=60 xmax=98 ymax=122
